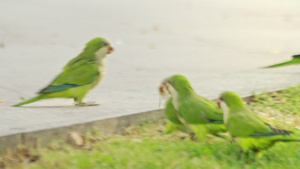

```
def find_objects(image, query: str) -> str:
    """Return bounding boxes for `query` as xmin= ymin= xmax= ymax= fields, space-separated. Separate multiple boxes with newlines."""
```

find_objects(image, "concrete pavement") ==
xmin=1 ymin=0 xmax=300 ymax=151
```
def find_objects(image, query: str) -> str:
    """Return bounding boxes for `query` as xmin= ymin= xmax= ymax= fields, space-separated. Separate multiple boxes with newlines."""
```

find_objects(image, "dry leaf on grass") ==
xmin=67 ymin=132 xmax=85 ymax=147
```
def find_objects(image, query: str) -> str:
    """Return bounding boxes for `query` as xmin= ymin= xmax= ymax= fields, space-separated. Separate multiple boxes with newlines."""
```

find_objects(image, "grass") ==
xmin=2 ymin=86 xmax=300 ymax=169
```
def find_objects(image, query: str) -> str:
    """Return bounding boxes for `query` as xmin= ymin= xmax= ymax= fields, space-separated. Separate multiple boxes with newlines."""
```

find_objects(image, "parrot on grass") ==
xmin=13 ymin=37 xmax=114 ymax=107
xmin=218 ymin=91 xmax=300 ymax=157
xmin=264 ymin=54 xmax=300 ymax=68
xmin=160 ymin=74 xmax=227 ymax=141
xmin=158 ymin=84 xmax=190 ymax=134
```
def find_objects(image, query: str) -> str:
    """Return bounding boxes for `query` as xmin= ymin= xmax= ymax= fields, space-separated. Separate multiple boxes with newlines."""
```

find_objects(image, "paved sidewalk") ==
xmin=2 ymin=68 xmax=300 ymax=138
xmin=1 ymin=0 xmax=300 ymax=141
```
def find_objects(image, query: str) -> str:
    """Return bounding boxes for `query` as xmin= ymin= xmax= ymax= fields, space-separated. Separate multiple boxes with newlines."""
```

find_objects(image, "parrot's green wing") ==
xmin=264 ymin=54 xmax=300 ymax=68
xmin=250 ymin=123 xmax=293 ymax=137
xmin=228 ymin=108 xmax=292 ymax=138
xmin=179 ymin=95 xmax=223 ymax=124
xmin=194 ymin=95 xmax=224 ymax=123
xmin=64 ymin=55 xmax=93 ymax=69
xmin=228 ymin=113 xmax=271 ymax=137
xmin=198 ymin=95 xmax=224 ymax=121
xmin=39 ymin=60 xmax=99 ymax=94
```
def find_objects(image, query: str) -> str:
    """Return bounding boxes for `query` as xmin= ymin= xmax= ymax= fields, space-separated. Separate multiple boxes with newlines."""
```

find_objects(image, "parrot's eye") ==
xmin=103 ymin=42 xmax=109 ymax=46
xmin=220 ymin=97 xmax=224 ymax=101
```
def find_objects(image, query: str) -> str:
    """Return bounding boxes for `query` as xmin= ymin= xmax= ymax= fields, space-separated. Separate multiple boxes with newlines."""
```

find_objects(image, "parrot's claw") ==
xmin=75 ymin=102 xmax=99 ymax=107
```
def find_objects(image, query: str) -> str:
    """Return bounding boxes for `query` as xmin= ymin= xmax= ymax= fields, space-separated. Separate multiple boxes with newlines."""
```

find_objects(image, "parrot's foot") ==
xmin=75 ymin=102 xmax=99 ymax=107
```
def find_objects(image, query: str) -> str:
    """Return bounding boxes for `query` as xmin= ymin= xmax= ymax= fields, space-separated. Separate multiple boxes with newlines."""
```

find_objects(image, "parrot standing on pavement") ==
xmin=264 ymin=54 xmax=300 ymax=68
xmin=160 ymin=74 xmax=227 ymax=141
xmin=218 ymin=91 xmax=300 ymax=157
xmin=13 ymin=37 xmax=114 ymax=107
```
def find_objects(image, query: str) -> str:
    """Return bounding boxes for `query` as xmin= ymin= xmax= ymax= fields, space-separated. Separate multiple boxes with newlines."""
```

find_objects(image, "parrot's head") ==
xmin=218 ymin=91 xmax=245 ymax=118
xmin=160 ymin=74 xmax=194 ymax=98
xmin=84 ymin=37 xmax=114 ymax=57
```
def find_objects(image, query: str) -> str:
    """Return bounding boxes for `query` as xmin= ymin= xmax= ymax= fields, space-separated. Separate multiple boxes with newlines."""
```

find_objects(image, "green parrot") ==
xmin=218 ymin=91 xmax=300 ymax=156
xmin=159 ymin=84 xmax=189 ymax=134
xmin=160 ymin=74 xmax=227 ymax=141
xmin=13 ymin=37 xmax=114 ymax=107
xmin=264 ymin=54 xmax=300 ymax=68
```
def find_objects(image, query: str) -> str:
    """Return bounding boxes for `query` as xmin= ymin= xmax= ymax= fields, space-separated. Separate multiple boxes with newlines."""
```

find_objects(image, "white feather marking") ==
xmin=220 ymin=101 xmax=230 ymax=124
xmin=166 ymin=83 xmax=179 ymax=110
xmin=164 ymin=83 xmax=189 ymax=125
xmin=94 ymin=46 xmax=109 ymax=77
xmin=95 ymin=46 xmax=109 ymax=60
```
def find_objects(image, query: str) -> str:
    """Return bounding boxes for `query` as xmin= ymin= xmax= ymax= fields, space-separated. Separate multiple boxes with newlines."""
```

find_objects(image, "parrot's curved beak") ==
xmin=158 ymin=85 xmax=164 ymax=95
xmin=159 ymin=83 xmax=170 ymax=95
xmin=158 ymin=83 xmax=172 ymax=101
xmin=216 ymin=100 xmax=221 ymax=108
xmin=107 ymin=45 xmax=114 ymax=54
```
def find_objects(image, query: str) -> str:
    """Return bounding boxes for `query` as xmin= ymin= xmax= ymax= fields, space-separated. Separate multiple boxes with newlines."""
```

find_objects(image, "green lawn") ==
xmin=2 ymin=86 xmax=300 ymax=169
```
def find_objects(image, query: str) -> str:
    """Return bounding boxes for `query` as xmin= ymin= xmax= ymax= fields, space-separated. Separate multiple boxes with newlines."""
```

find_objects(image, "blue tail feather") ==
xmin=38 ymin=84 xmax=79 ymax=94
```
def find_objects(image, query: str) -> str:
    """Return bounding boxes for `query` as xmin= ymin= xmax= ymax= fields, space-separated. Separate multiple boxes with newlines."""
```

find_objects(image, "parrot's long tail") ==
xmin=12 ymin=95 xmax=46 ymax=107
xmin=263 ymin=59 xmax=298 ymax=68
